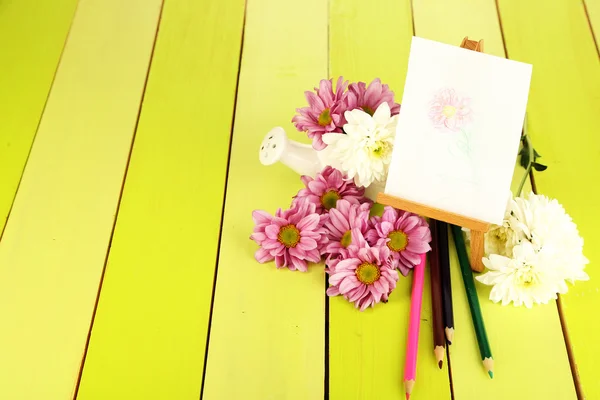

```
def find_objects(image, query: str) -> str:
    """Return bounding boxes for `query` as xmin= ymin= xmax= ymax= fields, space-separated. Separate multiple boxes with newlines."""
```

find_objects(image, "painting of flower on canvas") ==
xmin=428 ymin=88 xmax=472 ymax=131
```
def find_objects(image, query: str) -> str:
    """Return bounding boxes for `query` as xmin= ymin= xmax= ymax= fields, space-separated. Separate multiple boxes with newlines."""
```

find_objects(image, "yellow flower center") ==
xmin=516 ymin=264 xmax=538 ymax=287
xmin=355 ymin=262 xmax=381 ymax=285
xmin=362 ymin=105 xmax=375 ymax=116
xmin=278 ymin=224 xmax=300 ymax=248
xmin=340 ymin=230 xmax=352 ymax=248
xmin=387 ymin=230 xmax=408 ymax=252
xmin=318 ymin=108 xmax=333 ymax=126
xmin=321 ymin=190 xmax=340 ymax=210
xmin=443 ymin=105 xmax=457 ymax=118
xmin=369 ymin=141 xmax=390 ymax=159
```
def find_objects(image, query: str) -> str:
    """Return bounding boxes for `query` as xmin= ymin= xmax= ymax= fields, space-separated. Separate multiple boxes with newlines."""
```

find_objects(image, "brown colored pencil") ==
xmin=438 ymin=221 xmax=454 ymax=344
xmin=429 ymin=220 xmax=445 ymax=369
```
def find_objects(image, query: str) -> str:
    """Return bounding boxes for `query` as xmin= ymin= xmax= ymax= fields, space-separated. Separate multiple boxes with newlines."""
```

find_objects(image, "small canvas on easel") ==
xmin=385 ymin=36 xmax=532 ymax=226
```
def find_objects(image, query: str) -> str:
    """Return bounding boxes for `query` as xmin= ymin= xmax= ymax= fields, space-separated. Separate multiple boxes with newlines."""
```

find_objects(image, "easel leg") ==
xmin=469 ymin=230 xmax=485 ymax=273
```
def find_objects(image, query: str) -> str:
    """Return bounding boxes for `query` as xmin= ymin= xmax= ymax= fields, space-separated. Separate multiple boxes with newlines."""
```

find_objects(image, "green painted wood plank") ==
xmin=76 ymin=0 xmax=245 ymax=398
xmin=498 ymin=0 xmax=600 ymax=397
xmin=0 ymin=0 xmax=78 ymax=234
xmin=202 ymin=0 xmax=328 ymax=398
xmin=328 ymin=1 xmax=451 ymax=399
xmin=412 ymin=1 xmax=576 ymax=398
xmin=0 ymin=0 xmax=162 ymax=398
xmin=584 ymin=0 xmax=600 ymax=52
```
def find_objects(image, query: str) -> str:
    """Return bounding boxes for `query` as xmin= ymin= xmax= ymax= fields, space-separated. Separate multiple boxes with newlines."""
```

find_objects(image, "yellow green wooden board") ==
xmin=0 ymin=0 xmax=78 ymax=233
xmin=0 ymin=0 xmax=598 ymax=398
xmin=498 ymin=0 xmax=600 ymax=398
xmin=0 ymin=0 xmax=161 ymax=398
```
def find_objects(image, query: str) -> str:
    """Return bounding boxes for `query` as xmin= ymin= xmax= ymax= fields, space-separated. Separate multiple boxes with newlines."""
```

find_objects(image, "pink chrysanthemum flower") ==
xmin=345 ymin=78 xmax=401 ymax=117
xmin=250 ymin=201 xmax=328 ymax=272
xmin=428 ymin=88 xmax=472 ymax=131
xmin=292 ymin=77 xmax=349 ymax=150
xmin=366 ymin=206 xmax=432 ymax=276
xmin=293 ymin=166 xmax=369 ymax=214
xmin=324 ymin=199 xmax=371 ymax=258
xmin=326 ymin=228 xmax=399 ymax=311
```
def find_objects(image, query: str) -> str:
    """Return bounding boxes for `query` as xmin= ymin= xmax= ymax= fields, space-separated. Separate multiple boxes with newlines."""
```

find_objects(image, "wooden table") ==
xmin=0 ymin=0 xmax=598 ymax=399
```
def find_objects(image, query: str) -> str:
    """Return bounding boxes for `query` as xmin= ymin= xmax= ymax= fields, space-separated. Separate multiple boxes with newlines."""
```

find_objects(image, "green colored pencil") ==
xmin=450 ymin=224 xmax=494 ymax=378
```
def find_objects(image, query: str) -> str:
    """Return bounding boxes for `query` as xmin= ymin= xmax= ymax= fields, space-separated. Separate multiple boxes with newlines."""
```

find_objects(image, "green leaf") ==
xmin=519 ymin=147 xmax=530 ymax=169
xmin=532 ymin=162 xmax=548 ymax=171
xmin=534 ymin=149 xmax=541 ymax=158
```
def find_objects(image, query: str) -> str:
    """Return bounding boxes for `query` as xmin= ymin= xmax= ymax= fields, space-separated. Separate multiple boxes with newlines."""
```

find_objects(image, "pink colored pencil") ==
xmin=404 ymin=253 xmax=427 ymax=400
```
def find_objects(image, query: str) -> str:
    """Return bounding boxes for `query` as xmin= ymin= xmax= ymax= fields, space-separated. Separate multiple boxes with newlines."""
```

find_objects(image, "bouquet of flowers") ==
xmin=472 ymin=130 xmax=589 ymax=307
xmin=251 ymin=166 xmax=431 ymax=311
xmin=292 ymin=77 xmax=401 ymax=188
xmin=252 ymin=77 xmax=590 ymax=311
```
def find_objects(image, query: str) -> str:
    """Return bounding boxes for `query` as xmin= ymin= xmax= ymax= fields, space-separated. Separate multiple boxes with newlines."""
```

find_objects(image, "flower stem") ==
xmin=516 ymin=119 xmax=533 ymax=197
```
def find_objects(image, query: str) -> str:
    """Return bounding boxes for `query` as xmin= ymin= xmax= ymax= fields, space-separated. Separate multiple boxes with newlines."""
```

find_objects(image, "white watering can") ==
xmin=258 ymin=126 xmax=385 ymax=201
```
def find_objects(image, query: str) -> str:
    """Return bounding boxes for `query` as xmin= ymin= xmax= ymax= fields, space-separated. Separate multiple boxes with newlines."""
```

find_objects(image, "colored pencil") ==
xmin=438 ymin=221 xmax=454 ymax=344
xmin=404 ymin=252 xmax=427 ymax=400
xmin=450 ymin=224 xmax=494 ymax=378
xmin=429 ymin=220 xmax=445 ymax=368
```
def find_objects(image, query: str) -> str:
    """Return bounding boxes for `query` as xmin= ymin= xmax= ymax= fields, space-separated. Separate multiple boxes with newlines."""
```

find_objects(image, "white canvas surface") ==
xmin=385 ymin=36 xmax=533 ymax=225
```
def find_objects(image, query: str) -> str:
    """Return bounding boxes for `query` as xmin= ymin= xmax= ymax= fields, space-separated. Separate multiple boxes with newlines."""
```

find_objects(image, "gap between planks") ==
xmin=199 ymin=0 xmax=248 ymax=397
xmin=583 ymin=0 xmax=600 ymax=58
xmin=0 ymin=0 xmax=79 ymax=240
xmin=71 ymin=1 xmax=167 ymax=397
xmin=496 ymin=0 xmax=583 ymax=392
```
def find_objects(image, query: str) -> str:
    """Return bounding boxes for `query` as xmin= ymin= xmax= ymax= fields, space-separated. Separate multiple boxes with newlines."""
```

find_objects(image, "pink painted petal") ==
xmin=336 ymin=258 xmax=361 ymax=271
xmin=265 ymin=225 xmax=280 ymax=240
xmin=330 ymin=270 xmax=356 ymax=286
xmin=305 ymin=91 xmax=325 ymax=110
xmin=255 ymin=247 xmax=273 ymax=263
xmin=445 ymin=116 xmax=457 ymax=130
xmin=359 ymin=297 xmax=373 ymax=311
xmin=262 ymin=240 xmax=282 ymax=250
xmin=271 ymin=245 xmax=285 ymax=256
xmin=307 ymin=180 xmax=326 ymax=195
xmin=358 ymin=247 xmax=373 ymax=263
xmin=299 ymin=236 xmax=318 ymax=251
xmin=399 ymin=249 xmax=421 ymax=265
xmin=252 ymin=210 xmax=272 ymax=225
xmin=347 ymin=285 xmax=367 ymax=302
xmin=339 ymin=276 xmax=360 ymax=294
xmin=398 ymin=263 xmax=412 ymax=276
xmin=373 ymin=279 xmax=386 ymax=294
xmin=327 ymin=286 xmax=340 ymax=296
xmin=413 ymin=226 xmax=432 ymax=241
xmin=330 ymin=209 xmax=350 ymax=235
xmin=292 ymin=257 xmax=308 ymax=272
xmin=289 ymin=246 xmax=306 ymax=259
xmin=381 ymin=206 xmax=398 ymax=222
xmin=275 ymin=254 xmax=287 ymax=268
xmin=379 ymin=221 xmax=394 ymax=236
xmin=297 ymin=214 xmax=319 ymax=231
xmin=250 ymin=232 xmax=266 ymax=243
xmin=399 ymin=215 xmax=421 ymax=232
xmin=305 ymin=249 xmax=322 ymax=263
xmin=364 ymin=229 xmax=380 ymax=245
xmin=406 ymin=240 xmax=431 ymax=253
xmin=351 ymin=228 xmax=367 ymax=248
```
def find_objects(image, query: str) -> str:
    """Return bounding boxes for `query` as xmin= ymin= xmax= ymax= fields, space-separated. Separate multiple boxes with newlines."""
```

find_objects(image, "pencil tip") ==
xmin=488 ymin=371 xmax=494 ymax=379
xmin=406 ymin=394 xmax=410 ymax=400
xmin=438 ymin=360 xmax=443 ymax=369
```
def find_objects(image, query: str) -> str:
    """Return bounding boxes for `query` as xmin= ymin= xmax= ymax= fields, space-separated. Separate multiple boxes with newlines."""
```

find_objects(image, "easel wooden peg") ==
xmin=377 ymin=37 xmax=490 ymax=273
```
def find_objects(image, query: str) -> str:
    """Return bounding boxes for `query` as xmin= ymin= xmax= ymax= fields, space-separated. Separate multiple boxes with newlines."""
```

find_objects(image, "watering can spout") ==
xmin=258 ymin=126 xmax=385 ymax=200
xmin=258 ymin=127 xmax=326 ymax=177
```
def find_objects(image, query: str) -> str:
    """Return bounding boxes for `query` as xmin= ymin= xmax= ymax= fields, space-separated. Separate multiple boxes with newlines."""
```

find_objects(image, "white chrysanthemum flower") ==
xmin=485 ymin=220 xmax=524 ymax=258
xmin=508 ymin=192 xmax=589 ymax=283
xmin=477 ymin=241 xmax=567 ymax=308
xmin=322 ymin=102 xmax=397 ymax=187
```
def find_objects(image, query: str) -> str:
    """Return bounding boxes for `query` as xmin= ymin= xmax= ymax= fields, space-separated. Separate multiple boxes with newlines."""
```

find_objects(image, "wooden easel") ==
xmin=377 ymin=37 xmax=489 ymax=273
